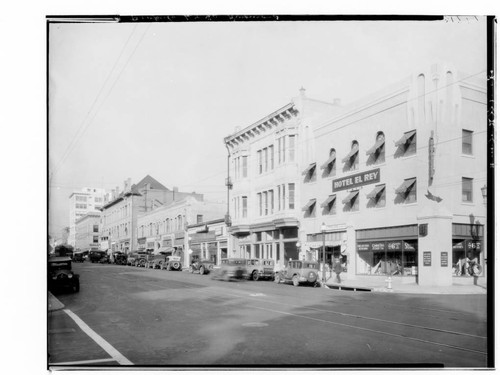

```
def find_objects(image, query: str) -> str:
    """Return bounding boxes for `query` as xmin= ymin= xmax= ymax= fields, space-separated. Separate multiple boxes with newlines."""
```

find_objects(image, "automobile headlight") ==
xmin=67 ymin=274 xmax=73 ymax=279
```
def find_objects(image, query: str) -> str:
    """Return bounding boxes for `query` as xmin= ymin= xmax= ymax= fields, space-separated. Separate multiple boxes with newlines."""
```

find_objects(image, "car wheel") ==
xmin=189 ymin=266 xmax=194 ymax=273
xmin=73 ymin=281 xmax=80 ymax=293
xmin=274 ymin=273 xmax=281 ymax=283
xmin=199 ymin=266 xmax=205 ymax=275
xmin=292 ymin=275 xmax=299 ymax=287
xmin=172 ymin=262 xmax=180 ymax=270
xmin=252 ymin=271 xmax=259 ymax=281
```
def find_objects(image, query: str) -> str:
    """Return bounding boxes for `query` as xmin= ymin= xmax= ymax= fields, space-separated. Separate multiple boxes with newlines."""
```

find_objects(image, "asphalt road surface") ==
xmin=48 ymin=262 xmax=489 ymax=369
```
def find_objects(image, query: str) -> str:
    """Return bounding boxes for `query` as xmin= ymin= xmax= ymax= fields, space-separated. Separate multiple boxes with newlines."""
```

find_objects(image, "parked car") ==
xmin=98 ymin=254 xmax=110 ymax=264
xmin=48 ymin=255 xmax=80 ymax=293
xmin=190 ymin=259 xmax=215 ymax=275
xmin=72 ymin=252 xmax=85 ymax=263
xmin=211 ymin=258 xmax=247 ymax=281
xmin=161 ymin=254 xmax=183 ymax=271
xmin=274 ymin=260 xmax=320 ymax=287
xmin=127 ymin=251 xmax=148 ymax=267
xmin=89 ymin=250 xmax=107 ymax=263
xmin=245 ymin=258 xmax=275 ymax=281
xmin=113 ymin=251 xmax=128 ymax=265
xmin=146 ymin=252 xmax=168 ymax=269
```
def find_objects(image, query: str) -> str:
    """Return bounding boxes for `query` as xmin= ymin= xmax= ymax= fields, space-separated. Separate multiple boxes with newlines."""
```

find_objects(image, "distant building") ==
xmin=68 ymin=187 xmax=106 ymax=247
xmin=75 ymin=212 xmax=101 ymax=253
xmin=187 ymin=218 xmax=229 ymax=266
xmin=136 ymin=196 xmax=226 ymax=268
xmin=101 ymin=175 xmax=203 ymax=254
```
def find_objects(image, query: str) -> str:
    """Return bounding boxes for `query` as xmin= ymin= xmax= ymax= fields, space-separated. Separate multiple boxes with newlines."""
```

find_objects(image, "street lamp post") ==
xmin=321 ymin=222 xmax=326 ymax=284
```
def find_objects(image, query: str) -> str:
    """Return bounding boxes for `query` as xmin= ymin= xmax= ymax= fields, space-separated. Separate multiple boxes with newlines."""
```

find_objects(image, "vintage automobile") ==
xmin=112 ymin=251 xmax=128 ymax=265
xmin=48 ymin=255 xmax=80 ymax=293
xmin=72 ymin=252 xmax=85 ymax=263
xmin=211 ymin=258 xmax=247 ymax=281
xmin=190 ymin=259 xmax=215 ymax=275
xmin=89 ymin=250 xmax=107 ymax=263
xmin=146 ymin=251 xmax=168 ymax=269
xmin=245 ymin=258 xmax=275 ymax=281
xmin=127 ymin=251 xmax=148 ymax=267
xmin=161 ymin=254 xmax=183 ymax=271
xmin=274 ymin=260 xmax=320 ymax=287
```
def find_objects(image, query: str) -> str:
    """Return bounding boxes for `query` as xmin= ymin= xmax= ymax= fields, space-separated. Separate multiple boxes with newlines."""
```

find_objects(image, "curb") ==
xmin=48 ymin=292 xmax=65 ymax=312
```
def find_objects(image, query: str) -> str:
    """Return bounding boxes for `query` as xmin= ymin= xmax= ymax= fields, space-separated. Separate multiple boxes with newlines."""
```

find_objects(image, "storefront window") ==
xmin=282 ymin=228 xmax=298 ymax=239
xmin=284 ymin=242 xmax=298 ymax=261
xmin=356 ymin=240 xmax=417 ymax=276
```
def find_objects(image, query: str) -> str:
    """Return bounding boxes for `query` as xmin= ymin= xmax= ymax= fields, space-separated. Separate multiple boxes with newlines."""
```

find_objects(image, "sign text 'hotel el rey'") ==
xmin=331 ymin=168 xmax=381 ymax=192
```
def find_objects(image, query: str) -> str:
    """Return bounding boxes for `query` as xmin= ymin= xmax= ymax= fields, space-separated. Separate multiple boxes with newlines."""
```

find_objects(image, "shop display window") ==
xmin=356 ymin=240 xmax=417 ymax=276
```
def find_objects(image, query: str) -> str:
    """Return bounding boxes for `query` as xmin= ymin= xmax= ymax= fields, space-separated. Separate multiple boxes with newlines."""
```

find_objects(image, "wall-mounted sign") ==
xmin=332 ymin=168 xmax=380 ymax=192
xmin=423 ymin=251 xmax=432 ymax=266
xmin=440 ymin=252 xmax=448 ymax=267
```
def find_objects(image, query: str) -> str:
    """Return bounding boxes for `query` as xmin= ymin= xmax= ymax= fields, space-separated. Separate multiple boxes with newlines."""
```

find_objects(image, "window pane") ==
xmin=288 ymin=183 xmax=295 ymax=209
xmin=289 ymin=135 xmax=296 ymax=161
xmin=242 ymin=156 xmax=248 ymax=177
xmin=462 ymin=177 xmax=473 ymax=202
xmin=462 ymin=130 xmax=473 ymax=154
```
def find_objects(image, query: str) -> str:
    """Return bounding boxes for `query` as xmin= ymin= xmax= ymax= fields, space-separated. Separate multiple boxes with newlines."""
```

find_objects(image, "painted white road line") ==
xmin=50 ymin=358 xmax=116 ymax=366
xmin=63 ymin=309 xmax=133 ymax=365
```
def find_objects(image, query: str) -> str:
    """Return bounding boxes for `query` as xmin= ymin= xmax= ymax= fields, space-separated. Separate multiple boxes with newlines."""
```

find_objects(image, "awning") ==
xmin=341 ymin=148 xmax=359 ymax=163
xmin=366 ymin=139 xmax=385 ymax=155
xmin=302 ymin=199 xmax=317 ymax=211
xmin=366 ymin=185 xmax=386 ymax=199
xmin=395 ymin=178 xmax=416 ymax=194
xmin=320 ymin=153 xmax=336 ymax=169
xmin=342 ymin=190 xmax=359 ymax=205
xmin=395 ymin=130 xmax=416 ymax=147
xmin=320 ymin=195 xmax=336 ymax=208
xmin=302 ymin=163 xmax=316 ymax=176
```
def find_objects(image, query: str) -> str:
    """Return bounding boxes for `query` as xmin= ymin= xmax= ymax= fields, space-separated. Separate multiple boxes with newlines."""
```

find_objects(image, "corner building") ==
xmin=300 ymin=64 xmax=487 ymax=287
xmin=224 ymin=89 xmax=341 ymax=265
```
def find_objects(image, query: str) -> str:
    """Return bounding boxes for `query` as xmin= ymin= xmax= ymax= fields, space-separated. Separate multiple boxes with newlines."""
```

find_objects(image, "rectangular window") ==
xmin=406 ymin=180 xmax=417 ymax=204
xmin=269 ymin=145 xmax=274 ymax=170
xmin=258 ymin=150 xmax=262 ymax=174
xmin=462 ymin=177 xmax=473 ymax=202
xmin=288 ymin=183 xmax=295 ymax=210
xmin=93 ymin=236 xmax=99 ymax=243
xmin=352 ymin=193 xmax=360 ymax=211
xmin=282 ymin=136 xmax=286 ymax=163
xmin=278 ymin=137 xmax=282 ymax=164
xmin=264 ymin=147 xmax=268 ymax=172
xmin=406 ymin=131 xmax=417 ymax=156
xmin=289 ymin=135 xmax=296 ymax=162
xmin=242 ymin=196 xmax=248 ymax=218
xmin=197 ymin=214 xmax=203 ymax=224
xmin=264 ymin=191 xmax=268 ymax=215
xmin=242 ymin=156 xmax=248 ymax=178
xmin=258 ymin=193 xmax=262 ymax=216
xmin=462 ymin=130 xmax=473 ymax=155
xmin=277 ymin=185 xmax=281 ymax=211
xmin=282 ymin=184 xmax=286 ymax=209
xmin=269 ymin=189 xmax=274 ymax=214
xmin=93 ymin=225 xmax=99 ymax=232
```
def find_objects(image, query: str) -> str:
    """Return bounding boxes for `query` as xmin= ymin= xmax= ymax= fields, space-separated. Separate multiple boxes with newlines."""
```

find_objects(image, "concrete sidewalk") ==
xmin=48 ymin=292 xmax=65 ymax=312
xmin=324 ymin=274 xmax=487 ymax=294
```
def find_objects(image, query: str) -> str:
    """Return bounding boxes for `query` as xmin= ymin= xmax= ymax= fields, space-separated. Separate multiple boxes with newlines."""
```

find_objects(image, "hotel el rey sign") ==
xmin=331 ymin=168 xmax=381 ymax=192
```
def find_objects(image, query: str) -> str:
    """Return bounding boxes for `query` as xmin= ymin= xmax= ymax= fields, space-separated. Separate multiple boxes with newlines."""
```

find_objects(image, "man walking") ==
xmin=333 ymin=257 xmax=343 ymax=283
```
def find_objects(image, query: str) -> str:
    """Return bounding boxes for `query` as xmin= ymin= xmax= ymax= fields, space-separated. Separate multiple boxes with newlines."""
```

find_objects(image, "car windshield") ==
xmin=49 ymin=258 xmax=72 ymax=271
xmin=305 ymin=263 xmax=318 ymax=269
xmin=228 ymin=260 xmax=244 ymax=265
xmin=263 ymin=260 xmax=274 ymax=266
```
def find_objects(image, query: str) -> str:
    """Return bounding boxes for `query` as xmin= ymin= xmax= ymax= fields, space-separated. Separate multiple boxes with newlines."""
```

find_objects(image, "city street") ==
xmin=48 ymin=262 xmax=488 ymax=369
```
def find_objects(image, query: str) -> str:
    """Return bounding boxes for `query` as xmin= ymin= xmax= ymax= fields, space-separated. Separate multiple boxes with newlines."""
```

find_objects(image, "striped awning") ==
xmin=342 ymin=190 xmax=359 ymax=205
xmin=320 ymin=195 xmax=336 ymax=208
xmin=320 ymin=153 xmax=336 ymax=169
xmin=395 ymin=178 xmax=416 ymax=194
xmin=341 ymin=148 xmax=359 ymax=163
xmin=366 ymin=185 xmax=386 ymax=199
xmin=302 ymin=163 xmax=316 ymax=176
xmin=302 ymin=199 xmax=317 ymax=211
xmin=366 ymin=139 xmax=385 ymax=155
xmin=395 ymin=130 xmax=416 ymax=147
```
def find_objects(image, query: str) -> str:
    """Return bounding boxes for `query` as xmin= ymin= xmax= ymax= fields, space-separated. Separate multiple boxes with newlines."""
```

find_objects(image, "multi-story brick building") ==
xmin=223 ymin=89 xmax=341 ymax=265
xmin=68 ymin=187 xmax=106 ymax=247
xmin=136 ymin=196 xmax=226 ymax=268
xmin=74 ymin=212 xmax=100 ymax=253
xmin=100 ymin=175 xmax=203 ymax=254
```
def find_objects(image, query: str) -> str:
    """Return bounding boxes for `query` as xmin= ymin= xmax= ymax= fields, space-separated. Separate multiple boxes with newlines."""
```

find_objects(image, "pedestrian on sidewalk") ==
xmin=333 ymin=257 xmax=343 ymax=283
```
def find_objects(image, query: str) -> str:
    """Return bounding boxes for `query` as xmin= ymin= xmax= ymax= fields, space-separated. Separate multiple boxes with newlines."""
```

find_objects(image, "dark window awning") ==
xmin=320 ymin=153 xmax=336 ymax=169
xmin=395 ymin=130 xmax=416 ymax=147
xmin=341 ymin=148 xmax=359 ymax=163
xmin=395 ymin=178 xmax=416 ymax=194
xmin=302 ymin=199 xmax=317 ymax=211
xmin=320 ymin=195 xmax=336 ymax=208
xmin=366 ymin=185 xmax=386 ymax=199
xmin=302 ymin=163 xmax=316 ymax=176
xmin=342 ymin=190 xmax=359 ymax=205
xmin=366 ymin=139 xmax=385 ymax=155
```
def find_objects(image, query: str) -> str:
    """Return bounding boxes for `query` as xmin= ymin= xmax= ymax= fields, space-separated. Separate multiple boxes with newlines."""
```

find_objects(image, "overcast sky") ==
xmin=48 ymin=17 xmax=487 ymax=239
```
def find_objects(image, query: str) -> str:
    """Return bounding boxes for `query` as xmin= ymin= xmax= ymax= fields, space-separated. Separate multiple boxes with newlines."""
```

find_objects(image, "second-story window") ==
xmin=269 ymin=189 xmax=274 ymax=214
xmin=367 ymin=184 xmax=386 ymax=208
xmin=321 ymin=194 xmax=336 ymax=215
xmin=197 ymin=214 xmax=203 ymax=224
xmin=258 ymin=193 xmax=262 ymax=216
xmin=396 ymin=178 xmax=417 ymax=204
xmin=302 ymin=163 xmax=317 ymax=183
xmin=342 ymin=190 xmax=360 ymax=212
xmin=264 ymin=191 xmax=268 ymax=215
xmin=289 ymin=135 xmax=296 ymax=162
xmin=302 ymin=198 xmax=316 ymax=218
xmin=242 ymin=156 xmax=248 ymax=178
xmin=269 ymin=145 xmax=274 ymax=170
xmin=288 ymin=183 xmax=295 ymax=209
xmin=258 ymin=150 xmax=263 ymax=174
xmin=93 ymin=224 xmax=99 ymax=233
xmin=242 ymin=196 xmax=248 ymax=218
xmin=462 ymin=177 xmax=473 ymax=202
